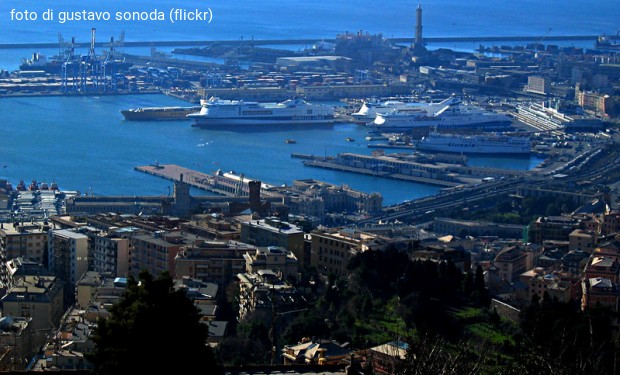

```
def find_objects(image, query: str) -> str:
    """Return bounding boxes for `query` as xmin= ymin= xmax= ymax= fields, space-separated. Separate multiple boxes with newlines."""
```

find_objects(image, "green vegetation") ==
xmin=447 ymin=194 xmax=581 ymax=226
xmin=87 ymin=271 xmax=220 ymax=375
xmin=187 ymin=248 xmax=619 ymax=373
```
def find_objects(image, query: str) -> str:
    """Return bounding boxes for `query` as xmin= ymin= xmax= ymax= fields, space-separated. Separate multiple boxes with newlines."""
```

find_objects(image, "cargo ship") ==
xmin=415 ymin=132 xmax=531 ymax=154
xmin=121 ymin=106 xmax=201 ymax=121
xmin=187 ymin=97 xmax=335 ymax=127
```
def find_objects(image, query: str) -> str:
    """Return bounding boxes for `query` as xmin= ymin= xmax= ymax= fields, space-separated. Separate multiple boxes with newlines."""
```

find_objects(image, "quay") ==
xmin=0 ymin=35 xmax=600 ymax=50
xmin=302 ymin=159 xmax=461 ymax=187
xmin=135 ymin=163 xmax=283 ymax=199
xmin=135 ymin=164 xmax=233 ymax=196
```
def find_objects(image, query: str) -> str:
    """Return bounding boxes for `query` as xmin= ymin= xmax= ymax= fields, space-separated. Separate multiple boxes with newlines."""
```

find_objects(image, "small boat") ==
xmin=345 ymin=137 xmax=355 ymax=142
xmin=285 ymin=139 xmax=297 ymax=144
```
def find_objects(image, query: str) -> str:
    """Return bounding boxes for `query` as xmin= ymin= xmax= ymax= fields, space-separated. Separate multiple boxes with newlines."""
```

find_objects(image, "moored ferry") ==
xmin=121 ymin=106 xmax=201 ymax=121
xmin=187 ymin=97 xmax=335 ymax=127
xmin=351 ymin=99 xmax=430 ymax=122
xmin=415 ymin=132 xmax=531 ymax=154
xmin=369 ymin=97 xmax=512 ymax=130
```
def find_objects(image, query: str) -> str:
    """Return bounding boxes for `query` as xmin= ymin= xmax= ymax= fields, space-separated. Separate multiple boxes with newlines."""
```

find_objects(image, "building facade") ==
xmin=2 ymin=276 xmax=64 ymax=331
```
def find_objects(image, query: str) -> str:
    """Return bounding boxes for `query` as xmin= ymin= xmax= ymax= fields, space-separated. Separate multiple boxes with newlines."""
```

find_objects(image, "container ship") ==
xmin=415 ymin=132 xmax=531 ymax=154
xmin=121 ymin=106 xmax=201 ymax=121
xmin=187 ymin=97 xmax=335 ymax=127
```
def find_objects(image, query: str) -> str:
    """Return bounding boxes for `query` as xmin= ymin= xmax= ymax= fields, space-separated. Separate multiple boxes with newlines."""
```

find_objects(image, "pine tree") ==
xmin=87 ymin=270 xmax=220 ymax=374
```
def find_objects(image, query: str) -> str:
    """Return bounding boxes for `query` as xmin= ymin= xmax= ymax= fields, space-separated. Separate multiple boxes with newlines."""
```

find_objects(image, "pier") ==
xmin=135 ymin=164 xmax=233 ymax=196
xmin=0 ymin=35 xmax=600 ymax=50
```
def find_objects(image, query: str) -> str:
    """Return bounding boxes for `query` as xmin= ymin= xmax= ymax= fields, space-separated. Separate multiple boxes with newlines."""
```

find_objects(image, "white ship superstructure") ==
xmin=188 ymin=97 xmax=335 ymax=127
xmin=370 ymin=97 xmax=512 ymax=130
xmin=351 ymin=96 xmax=459 ymax=122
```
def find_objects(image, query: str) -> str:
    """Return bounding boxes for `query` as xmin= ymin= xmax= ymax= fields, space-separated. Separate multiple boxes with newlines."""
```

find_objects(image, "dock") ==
xmin=135 ymin=164 xmax=233 ymax=196
xmin=301 ymin=159 xmax=461 ymax=188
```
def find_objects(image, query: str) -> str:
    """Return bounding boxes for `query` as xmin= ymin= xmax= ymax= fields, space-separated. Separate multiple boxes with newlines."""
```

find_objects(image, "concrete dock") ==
xmin=135 ymin=164 xmax=232 ymax=196
xmin=0 ymin=35 xmax=599 ymax=50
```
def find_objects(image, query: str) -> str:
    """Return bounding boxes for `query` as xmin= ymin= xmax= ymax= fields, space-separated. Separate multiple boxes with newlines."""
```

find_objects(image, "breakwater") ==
xmin=0 ymin=35 xmax=600 ymax=50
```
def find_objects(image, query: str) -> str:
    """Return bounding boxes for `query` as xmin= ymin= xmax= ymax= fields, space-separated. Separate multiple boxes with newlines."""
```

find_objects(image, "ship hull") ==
xmin=416 ymin=133 xmax=531 ymax=154
xmin=121 ymin=107 xmax=201 ymax=121
xmin=369 ymin=117 xmax=512 ymax=130
xmin=188 ymin=98 xmax=335 ymax=127
xmin=190 ymin=116 xmax=335 ymax=127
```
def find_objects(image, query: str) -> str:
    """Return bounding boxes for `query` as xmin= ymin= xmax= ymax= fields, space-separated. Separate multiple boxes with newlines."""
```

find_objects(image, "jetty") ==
xmin=0 ymin=35 xmax=599 ymax=50
xmin=135 ymin=164 xmax=232 ymax=196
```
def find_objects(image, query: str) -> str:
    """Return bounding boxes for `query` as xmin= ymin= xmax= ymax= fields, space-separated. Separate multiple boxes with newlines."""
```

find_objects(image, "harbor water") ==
xmin=0 ymin=94 xmax=543 ymax=205
xmin=0 ymin=0 xmax=603 ymax=204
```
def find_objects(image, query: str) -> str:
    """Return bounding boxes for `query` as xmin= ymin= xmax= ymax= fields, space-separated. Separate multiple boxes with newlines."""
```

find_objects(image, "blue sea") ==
xmin=0 ymin=0 xmax=609 ymax=204
xmin=0 ymin=95 xmax=542 ymax=205
xmin=0 ymin=0 xmax=617 ymax=67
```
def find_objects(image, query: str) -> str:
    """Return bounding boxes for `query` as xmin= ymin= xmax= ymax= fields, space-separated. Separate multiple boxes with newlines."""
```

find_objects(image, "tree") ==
xmin=87 ymin=271 xmax=220 ymax=374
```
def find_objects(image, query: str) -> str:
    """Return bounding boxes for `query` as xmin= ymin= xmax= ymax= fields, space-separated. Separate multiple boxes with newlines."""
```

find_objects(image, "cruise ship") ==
xmin=369 ymin=97 xmax=513 ymax=130
xmin=415 ymin=132 xmax=531 ymax=154
xmin=187 ymin=97 xmax=335 ymax=127
xmin=121 ymin=106 xmax=201 ymax=121
xmin=351 ymin=98 xmax=434 ymax=122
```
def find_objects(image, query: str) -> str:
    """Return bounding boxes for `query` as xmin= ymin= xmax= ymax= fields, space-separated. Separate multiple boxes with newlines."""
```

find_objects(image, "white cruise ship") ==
xmin=351 ymin=96 xmax=456 ymax=122
xmin=369 ymin=97 xmax=513 ymax=130
xmin=416 ymin=132 xmax=531 ymax=154
xmin=187 ymin=97 xmax=335 ymax=127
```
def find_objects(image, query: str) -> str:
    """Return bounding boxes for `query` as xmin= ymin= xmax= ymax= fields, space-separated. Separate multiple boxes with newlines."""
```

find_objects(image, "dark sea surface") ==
xmin=0 ymin=0 xmax=602 ymax=204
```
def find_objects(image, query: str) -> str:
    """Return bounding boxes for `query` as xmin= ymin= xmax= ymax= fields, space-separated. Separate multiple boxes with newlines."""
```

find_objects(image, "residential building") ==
xmin=0 ymin=221 xmax=49 ymax=264
xmin=581 ymin=277 xmax=619 ymax=312
xmin=568 ymin=229 xmax=597 ymax=253
xmin=494 ymin=245 xmax=527 ymax=283
xmin=310 ymin=228 xmax=376 ymax=276
xmin=583 ymin=256 xmax=620 ymax=283
xmin=180 ymin=215 xmax=241 ymax=240
xmin=236 ymin=270 xmax=299 ymax=323
xmin=201 ymin=320 xmax=228 ymax=345
xmin=175 ymin=240 xmax=253 ymax=286
xmin=528 ymin=216 xmax=582 ymax=244
xmin=240 ymin=218 xmax=305 ymax=267
xmin=601 ymin=212 xmax=620 ymax=235
xmin=76 ymin=271 xmax=102 ymax=309
xmin=48 ymin=229 xmax=88 ymax=305
xmin=575 ymin=86 xmax=614 ymax=118
xmin=130 ymin=231 xmax=186 ymax=279
xmin=92 ymin=231 xmax=131 ymax=277
xmin=1 ymin=276 xmax=64 ymax=331
xmin=244 ymin=246 xmax=299 ymax=279
xmin=521 ymin=268 xmax=577 ymax=303
xmin=282 ymin=339 xmax=351 ymax=365
xmin=364 ymin=341 xmax=409 ymax=375
xmin=0 ymin=317 xmax=35 ymax=370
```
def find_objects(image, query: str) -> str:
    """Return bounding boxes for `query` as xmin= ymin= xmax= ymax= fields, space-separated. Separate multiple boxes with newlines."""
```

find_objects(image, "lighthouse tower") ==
xmin=412 ymin=4 xmax=427 ymax=53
